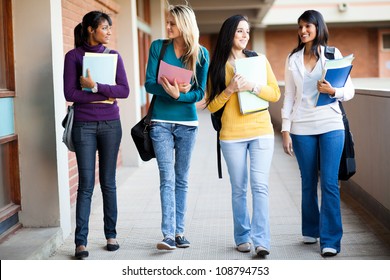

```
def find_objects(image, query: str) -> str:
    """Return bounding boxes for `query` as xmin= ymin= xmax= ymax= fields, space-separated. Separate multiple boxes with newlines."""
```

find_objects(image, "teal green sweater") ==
xmin=145 ymin=39 xmax=209 ymax=122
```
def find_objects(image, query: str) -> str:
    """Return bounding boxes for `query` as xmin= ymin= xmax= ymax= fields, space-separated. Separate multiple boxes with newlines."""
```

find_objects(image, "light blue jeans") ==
xmin=220 ymin=137 xmax=274 ymax=250
xmin=150 ymin=122 xmax=198 ymax=239
xmin=291 ymin=130 xmax=344 ymax=252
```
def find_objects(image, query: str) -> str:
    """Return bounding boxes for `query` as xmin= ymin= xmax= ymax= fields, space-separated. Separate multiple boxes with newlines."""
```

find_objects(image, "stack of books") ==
xmin=316 ymin=54 xmax=355 ymax=106
xmin=82 ymin=52 xmax=118 ymax=104
xmin=235 ymin=55 xmax=268 ymax=115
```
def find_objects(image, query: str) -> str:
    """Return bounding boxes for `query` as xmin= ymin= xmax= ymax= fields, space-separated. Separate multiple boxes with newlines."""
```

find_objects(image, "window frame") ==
xmin=0 ymin=0 xmax=15 ymax=97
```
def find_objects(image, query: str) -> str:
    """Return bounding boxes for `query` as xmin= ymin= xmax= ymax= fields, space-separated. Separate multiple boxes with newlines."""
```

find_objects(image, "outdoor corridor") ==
xmin=47 ymin=109 xmax=390 ymax=260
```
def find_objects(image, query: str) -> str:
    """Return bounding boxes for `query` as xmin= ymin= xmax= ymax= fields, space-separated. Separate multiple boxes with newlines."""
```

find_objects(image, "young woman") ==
xmin=144 ymin=4 xmax=209 ymax=250
xmin=281 ymin=10 xmax=354 ymax=257
xmin=63 ymin=11 xmax=129 ymax=259
xmin=206 ymin=15 xmax=280 ymax=257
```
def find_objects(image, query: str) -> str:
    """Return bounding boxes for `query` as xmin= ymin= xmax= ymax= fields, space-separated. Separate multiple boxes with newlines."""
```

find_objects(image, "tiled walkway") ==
xmin=48 ymin=109 xmax=390 ymax=260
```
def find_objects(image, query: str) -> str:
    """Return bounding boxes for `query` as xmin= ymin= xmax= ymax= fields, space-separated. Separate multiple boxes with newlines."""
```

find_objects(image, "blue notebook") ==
xmin=316 ymin=64 xmax=353 ymax=106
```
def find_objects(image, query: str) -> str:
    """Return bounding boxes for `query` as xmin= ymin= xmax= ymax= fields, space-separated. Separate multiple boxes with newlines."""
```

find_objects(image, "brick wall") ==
xmin=265 ymin=27 xmax=380 ymax=81
xmin=62 ymin=0 xmax=121 ymax=205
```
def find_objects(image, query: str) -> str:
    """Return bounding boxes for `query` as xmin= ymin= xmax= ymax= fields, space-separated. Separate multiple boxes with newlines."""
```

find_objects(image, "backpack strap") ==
xmin=324 ymin=46 xmax=335 ymax=60
xmin=146 ymin=40 xmax=170 ymax=122
xmin=103 ymin=47 xmax=111 ymax=54
xmin=243 ymin=49 xmax=258 ymax=57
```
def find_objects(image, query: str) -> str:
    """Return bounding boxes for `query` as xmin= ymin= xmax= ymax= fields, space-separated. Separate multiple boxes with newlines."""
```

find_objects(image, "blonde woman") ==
xmin=144 ymin=4 xmax=209 ymax=250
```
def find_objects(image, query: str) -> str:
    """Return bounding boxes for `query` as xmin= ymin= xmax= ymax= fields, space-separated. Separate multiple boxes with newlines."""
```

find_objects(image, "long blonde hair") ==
xmin=168 ymin=4 xmax=204 ymax=85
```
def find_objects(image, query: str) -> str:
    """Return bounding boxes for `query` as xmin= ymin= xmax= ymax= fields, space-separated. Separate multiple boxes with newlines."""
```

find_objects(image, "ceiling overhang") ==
xmin=168 ymin=0 xmax=275 ymax=34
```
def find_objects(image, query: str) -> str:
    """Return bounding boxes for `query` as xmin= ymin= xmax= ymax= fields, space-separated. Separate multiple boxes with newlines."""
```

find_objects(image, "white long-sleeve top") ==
xmin=281 ymin=46 xmax=355 ymax=134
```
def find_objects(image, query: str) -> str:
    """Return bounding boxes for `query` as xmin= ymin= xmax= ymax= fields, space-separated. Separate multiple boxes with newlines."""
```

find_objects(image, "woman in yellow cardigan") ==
xmin=206 ymin=15 xmax=280 ymax=257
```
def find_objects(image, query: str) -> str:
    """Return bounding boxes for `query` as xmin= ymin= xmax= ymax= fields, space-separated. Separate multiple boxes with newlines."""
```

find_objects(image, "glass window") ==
xmin=0 ymin=2 xmax=6 ymax=90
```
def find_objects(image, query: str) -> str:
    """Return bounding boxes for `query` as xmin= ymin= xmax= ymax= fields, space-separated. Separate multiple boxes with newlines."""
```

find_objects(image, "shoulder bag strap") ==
xmin=145 ymin=40 xmax=170 ymax=122
xmin=324 ymin=46 xmax=335 ymax=60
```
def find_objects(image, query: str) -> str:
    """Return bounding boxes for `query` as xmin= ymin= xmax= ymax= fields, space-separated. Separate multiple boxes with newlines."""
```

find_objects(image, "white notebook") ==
xmin=235 ymin=55 xmax=268 ymax=114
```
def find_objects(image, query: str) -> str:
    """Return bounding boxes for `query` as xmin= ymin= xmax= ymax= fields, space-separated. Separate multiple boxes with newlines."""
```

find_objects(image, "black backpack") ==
xmin=323 ymin=46 xmax=356 ymax=180
xmin=211 ymin=49 xmax=258 ymax=178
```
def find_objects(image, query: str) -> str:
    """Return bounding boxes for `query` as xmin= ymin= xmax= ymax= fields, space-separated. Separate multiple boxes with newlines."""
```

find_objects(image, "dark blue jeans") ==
xmin=291 ymin=130 xmax=344 ymax=252
xmin=73 ymin=120 xmax=122 ymax=247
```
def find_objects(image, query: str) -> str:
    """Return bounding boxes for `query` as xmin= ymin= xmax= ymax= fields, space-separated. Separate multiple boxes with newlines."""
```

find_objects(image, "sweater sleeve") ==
xmin=207 ymin=63 xmax=235 ymax=113
xmin=255 ymin=57 xmax=281 ymax=103
xmin=144 ymin=40 xmax=172 ymax=99
xmin=63 ymin=50 xmax=108 ymax=103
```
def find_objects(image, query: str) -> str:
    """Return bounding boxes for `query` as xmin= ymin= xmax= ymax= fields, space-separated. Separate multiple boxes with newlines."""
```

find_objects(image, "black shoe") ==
xmin=75 ymin=246 xmax=89 ymax=259
xmin=107 ymin=242 xmax=120 ymax=251
xmin=175 ymin=236 xmax=191 ymax=248
xmin=255 ymin=246 xmax=270 ymax=257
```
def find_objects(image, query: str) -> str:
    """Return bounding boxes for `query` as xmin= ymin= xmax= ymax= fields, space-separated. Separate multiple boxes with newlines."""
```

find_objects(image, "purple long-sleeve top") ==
xmin=63 ymin=43 xmax=130 ymax=121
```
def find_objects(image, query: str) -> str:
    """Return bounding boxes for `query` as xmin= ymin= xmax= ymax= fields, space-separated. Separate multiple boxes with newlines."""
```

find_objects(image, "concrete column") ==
xmin=150 ymin=0 xmax=166 ymax=41
xmin=13 ymin=0 xmax=71 ymax=236
xmin=252 ymin=29 xmax=266 ymax=55
xmin=116 ymin=0 xmax=142 ymax=167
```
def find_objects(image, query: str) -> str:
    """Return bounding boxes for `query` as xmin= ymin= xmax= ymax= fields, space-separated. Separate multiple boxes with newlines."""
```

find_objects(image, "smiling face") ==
xmin=88 ymin=19 xmax=112 ymax=46
xmin=298 ymin=19 xmax=317 ymax=44
xmin=232 ymin=20 xmax=250 ymax=51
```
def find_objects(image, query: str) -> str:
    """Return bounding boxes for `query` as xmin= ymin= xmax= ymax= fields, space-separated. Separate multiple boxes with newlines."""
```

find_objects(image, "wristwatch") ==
xmin=251 ymin=84 xmax=259 ymax=94
xmin=91 ymin=83 xmax=98 ymax=93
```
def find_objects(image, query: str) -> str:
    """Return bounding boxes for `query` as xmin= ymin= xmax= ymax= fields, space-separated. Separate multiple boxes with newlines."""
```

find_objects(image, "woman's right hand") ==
xmin=160 ymin=76 xmax=180 ymax=99
xmin=282 ymin=131 xmax=294 ymax=156
xmin=226 ymin=74 xmax=247 ymax=93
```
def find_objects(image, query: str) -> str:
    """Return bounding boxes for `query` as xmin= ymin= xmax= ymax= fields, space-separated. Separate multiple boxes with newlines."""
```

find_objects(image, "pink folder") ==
xmin=157 ymin=60 xmax=193 ymax=85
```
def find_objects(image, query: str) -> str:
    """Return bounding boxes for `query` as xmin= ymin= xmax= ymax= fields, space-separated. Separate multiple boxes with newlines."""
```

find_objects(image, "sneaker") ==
xmin=321 ymin=247 xmax=338 ymax=257
xmin=157 ymin=238 xmax=176 ymax=250
xmin=255 ymin=246 xmax=270 ymax=257
xmin=303 ymin=236 xmax=318 ymax=244
xmin=175 ymin=236 xmax=191 ymax=248
xmin=237 ymin=242 xmax=251 ymax=253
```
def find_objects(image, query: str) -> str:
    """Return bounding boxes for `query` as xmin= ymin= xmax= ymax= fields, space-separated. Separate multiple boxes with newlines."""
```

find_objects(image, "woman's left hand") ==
xmin=317 ymin=79 xmax=336 ymax=96
xmin=161 ymin=76 xmax=180 ymax=99
xmin=178 ymin=82 xmax=191 ymax=93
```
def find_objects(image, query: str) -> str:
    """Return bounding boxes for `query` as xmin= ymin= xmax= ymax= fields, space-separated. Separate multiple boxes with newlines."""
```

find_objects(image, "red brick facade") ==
xmin=61 ymin=0 xmax=121 ymax=205
xmin=265 ymin=27 xmax=380 ymax=81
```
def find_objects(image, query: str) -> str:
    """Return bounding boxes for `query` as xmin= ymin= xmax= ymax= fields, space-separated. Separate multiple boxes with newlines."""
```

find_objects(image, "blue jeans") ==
xmin=73 ymin=120 xmax=122 ymax=247
xmin=150 ymin=122 xmax=198 ymax=239
xmin=291 ymin=130 xmax=344 ymax=252
xmin=220 ymin=137 xmax=274 ymax=250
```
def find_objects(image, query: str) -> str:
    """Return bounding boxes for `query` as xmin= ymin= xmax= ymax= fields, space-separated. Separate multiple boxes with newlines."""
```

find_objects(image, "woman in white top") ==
xmin=281 ymin=10 xmax=354 ymax=257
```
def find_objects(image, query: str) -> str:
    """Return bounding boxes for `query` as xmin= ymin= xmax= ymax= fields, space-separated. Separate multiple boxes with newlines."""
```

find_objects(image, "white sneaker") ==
xmin=321 ymin=247 xmax=338 ymax=257
xmin=303 ymin=236 xmax=318 ymax=244
xmin=237 ymin=242 xmax=251 ymax=253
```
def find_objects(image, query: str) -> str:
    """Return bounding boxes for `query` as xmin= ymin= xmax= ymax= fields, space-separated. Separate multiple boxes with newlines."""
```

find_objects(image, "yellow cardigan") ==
xmin=207 ymin=56 xmax=281 ymax=141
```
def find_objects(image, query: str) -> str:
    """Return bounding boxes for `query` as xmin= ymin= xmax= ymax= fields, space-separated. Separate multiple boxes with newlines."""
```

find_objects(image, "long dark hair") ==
xmin=205 ymin=15 xmax=249 ymax=106
xmin=289 ymin=10 xmax=329 ymax=58
xmin=74 ymin=11 xmax=112 ymax=48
